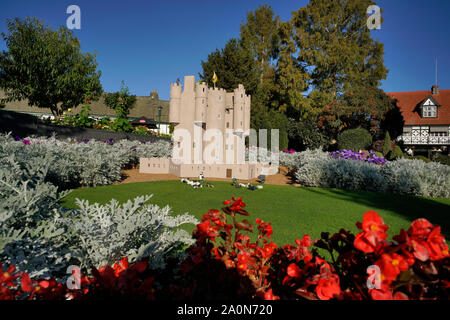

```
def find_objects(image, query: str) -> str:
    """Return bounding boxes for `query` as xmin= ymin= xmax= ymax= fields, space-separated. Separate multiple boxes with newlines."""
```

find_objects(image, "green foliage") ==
xmin=382 ymin=131 xmax=392 ymax=156
xmin=404 ymin=155 xmax=431 ymax=163
xmin=291 ymin=0 xmax=387 ymax=95
xmin=374 ymin=151 xmax=383 ymax=159
xmin=0 ymin=17 xmax=102 ymax=116
xmin=389 ymin=145 xmax=404 ymax=160
xmin=74 ymin=96 xmax=94 ymax=128
xmin=337 ymin=128 xmax=372 ymax=151
xmin=286 ymin=118 xmax=327 ymax=151
xmin=240 ymin=4 xmax=280 ymax=82
xmin=199 ymin=38 xmax=259 ymax=96
xmin=104 ymin=81 xmax=136 ymax=132
xmin=432 ymin=153 xmax=450 ymax=166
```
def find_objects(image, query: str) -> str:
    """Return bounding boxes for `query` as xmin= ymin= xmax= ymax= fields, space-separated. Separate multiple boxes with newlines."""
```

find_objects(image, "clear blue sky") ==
xmin=1 ymin=0 xmax=449 ymax=100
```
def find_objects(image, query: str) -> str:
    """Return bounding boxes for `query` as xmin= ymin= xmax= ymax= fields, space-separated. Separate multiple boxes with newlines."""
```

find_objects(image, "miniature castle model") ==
xmin=140 ymin=75 xmax=274 ymax=179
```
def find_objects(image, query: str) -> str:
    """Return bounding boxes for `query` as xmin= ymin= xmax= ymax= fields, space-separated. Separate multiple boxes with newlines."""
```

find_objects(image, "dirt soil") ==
xmin=114 ymin=166 xmax=299 ymax=187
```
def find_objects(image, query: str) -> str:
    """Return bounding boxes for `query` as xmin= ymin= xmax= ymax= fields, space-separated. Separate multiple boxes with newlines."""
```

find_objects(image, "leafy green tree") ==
xmin=240 ymin=4 xmax=280 ymax=83
xmin=284 ymin=0 xmax=392 ymax=141
xmin=275 ymin=21 xmax=310 ymax=117
xmin=337 ymin=127 xmax=373 ymax=151
xmin=199 ymin=38 xmax=259 ymax=96
xmin=0 ymin=17 xmax=102 ymax=116
xmin=287 ymin=118 xmax=328 ymax=151
xmin=104 ymin=81 xmax=136 ymax=132
xmin=291 ymin=0 xmax=388 ymax=96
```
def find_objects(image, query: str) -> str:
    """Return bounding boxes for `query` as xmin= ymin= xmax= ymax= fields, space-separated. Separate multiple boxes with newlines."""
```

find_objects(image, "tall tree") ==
xmin=275 ymin=21 xmax=310 ymax=118
xmin=0 ymin=17 xmax=102 ymax=116
xmin=291 ymin=0 xmax=388 ymax=96
xmin=199 ymin=38 xmax=259 ymax=96
xmin=240 ymin=4 xmax=280 ymax=83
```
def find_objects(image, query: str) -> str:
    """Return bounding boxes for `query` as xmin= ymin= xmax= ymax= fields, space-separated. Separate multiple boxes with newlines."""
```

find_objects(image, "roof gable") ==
xmin=386 ymin=89 xmax=450 ymax=126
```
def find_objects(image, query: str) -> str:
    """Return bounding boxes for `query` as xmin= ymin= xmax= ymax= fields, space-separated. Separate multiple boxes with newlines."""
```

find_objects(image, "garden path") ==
xmin=115 ymin=166 xmax=297 ymax=186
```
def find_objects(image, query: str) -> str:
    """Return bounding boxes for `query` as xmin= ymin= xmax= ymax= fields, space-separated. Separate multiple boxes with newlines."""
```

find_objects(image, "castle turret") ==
xmin=233 ymin=84 xmax=245 ymax=133
xmin=195 ymin=82 xmax=208 ymax=123
xmin=244 ymin=94 xmax=251 ymax=134
xmin=169 ymin=83 xmax=182 ymax=124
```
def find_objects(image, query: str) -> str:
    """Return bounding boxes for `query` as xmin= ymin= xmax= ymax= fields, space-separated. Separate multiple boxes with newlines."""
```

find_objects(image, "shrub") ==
xmin=2 ymin=198 xmax=449 ymax=300
xmin=66 ymin=195 xmax=198 ymax=270
xmin=1 ymin=132 xmax=195 ymax=279
xmin=0 ymin=133 xmax=172 ymax=188
xmin=104 ymin=81 xmax=136 ymax=133
xmin=382 ymin=131 xmax=392 ymax=157
xmin=432 ymin=153 xmax=450 ymax=166
xmin=404 ymin=155 xmax=431 ymax=163
xmin=389 ymin=145 xmax=403 ymax=160
xmin=292 ymin=149 xmax=450 ymax=198
xmin=337 ymin=128 xmax=372 ymax=151
xmin=380 ymin=159 xmax=450 ymax=198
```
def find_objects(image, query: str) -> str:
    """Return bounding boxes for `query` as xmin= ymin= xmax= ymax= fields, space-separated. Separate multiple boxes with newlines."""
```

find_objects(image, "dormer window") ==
xmin=420 ymin=97 xmax=439 ymax=118
xmin=423 ymin=105 xmax=437 ymax=118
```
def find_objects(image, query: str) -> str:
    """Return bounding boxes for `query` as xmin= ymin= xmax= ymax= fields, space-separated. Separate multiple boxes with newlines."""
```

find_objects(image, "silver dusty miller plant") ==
xmin=0 ymin=153 xmax=74 ymax=280
xmin=66 ymin=194 xmax=199 ymax=270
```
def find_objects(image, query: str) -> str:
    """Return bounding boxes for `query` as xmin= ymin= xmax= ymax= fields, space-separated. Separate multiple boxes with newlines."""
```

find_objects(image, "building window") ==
xmin=226 ymin=122 xmax=229 ymax=128
xmin=430 ymin=132 xmax=448 ymax=137
xmin=423 ymin=105 xmax=437 ymax=118
xmin=217 ymin=114 xmax=222 ymax=119
xmin=219 ymin=96 xmax=222 ymax=101
xmin=177 ymin=142 xmax=180 ymax=148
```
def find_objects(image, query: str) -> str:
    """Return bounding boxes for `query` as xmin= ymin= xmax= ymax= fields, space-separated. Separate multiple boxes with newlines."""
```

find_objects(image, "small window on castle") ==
xmin=203 ymin=88 xmax=205 ymax=92
xmin=202 ymin=99 xmax=204 ymax=104
xmin=217 ymin=114 xmax=222 ymax=119
xmin=240 ymin=121 xmax=243 ymax=126
xmin=193 ymin=142 xmax=195 ymax=148
xmin=226 ymin=122 xmax=229 ymax=128
xmin=219 ymin=96 xmax=222 ymax=101
xmin=177 ymin=142 xmax=181 ymax=148
xmin=241 ymin=94 xmax=243 ymax=98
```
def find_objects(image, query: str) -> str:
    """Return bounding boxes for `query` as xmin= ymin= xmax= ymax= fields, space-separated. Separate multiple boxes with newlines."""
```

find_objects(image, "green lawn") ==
xmin=60 ymin=180 xmax=450 ymax=246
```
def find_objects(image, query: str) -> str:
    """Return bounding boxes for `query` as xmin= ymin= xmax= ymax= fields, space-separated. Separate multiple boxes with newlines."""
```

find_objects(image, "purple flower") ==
xmin=329 ymin=149 xmax=387 ymax=165
xmin=14 ymin=136 xmax=21 ymax=141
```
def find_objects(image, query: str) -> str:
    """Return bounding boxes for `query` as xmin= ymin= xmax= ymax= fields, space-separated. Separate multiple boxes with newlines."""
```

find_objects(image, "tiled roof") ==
xmin=0 ymin=92 xmax=170 ymax=122
xmin=386 ymin=89 xmax=450 ymax=126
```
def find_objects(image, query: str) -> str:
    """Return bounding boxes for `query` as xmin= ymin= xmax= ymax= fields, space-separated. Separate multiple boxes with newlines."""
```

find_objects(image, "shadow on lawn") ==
xmin=301 ymin=188 xmax=450 ymax=239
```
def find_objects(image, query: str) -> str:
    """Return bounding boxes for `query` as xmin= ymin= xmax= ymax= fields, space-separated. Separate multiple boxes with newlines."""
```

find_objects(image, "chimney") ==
xmin=432 ymin=85 xmax=439 ymax=95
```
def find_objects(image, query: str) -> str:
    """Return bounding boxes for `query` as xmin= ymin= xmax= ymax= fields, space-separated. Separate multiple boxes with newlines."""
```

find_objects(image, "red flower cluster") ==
xmin=352 ymin=212 xmax=449 ymax=300
xmin=1 ymin=200 xmax=449 ymax=301
xmin=354 ymin=211 xmax=389 ymax=253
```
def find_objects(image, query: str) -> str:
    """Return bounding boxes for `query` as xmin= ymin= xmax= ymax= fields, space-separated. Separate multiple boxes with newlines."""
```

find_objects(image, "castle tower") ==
xmin=195 ymin=82 xmax=208 ymax=124
xmin=205 ymin=87 xmax=226 ymax=163
xmin=233 ymin=84 xmax=245 ymax=133
xmin=169 ymin=83 xmax=182 ymax=124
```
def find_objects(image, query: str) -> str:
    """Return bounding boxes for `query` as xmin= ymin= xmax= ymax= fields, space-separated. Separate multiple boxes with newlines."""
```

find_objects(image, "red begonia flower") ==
xmin=315 ymin=273 xmax=340 ymax=300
